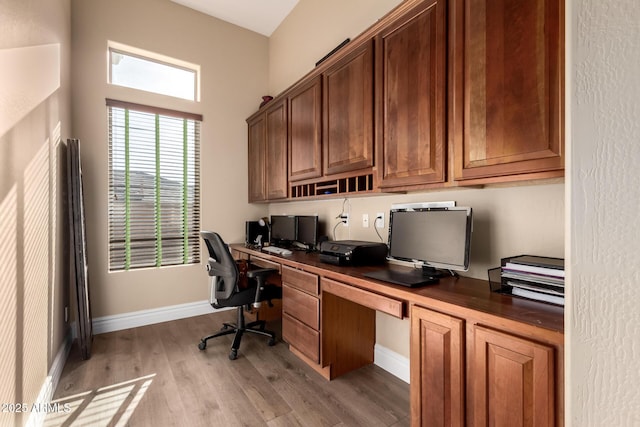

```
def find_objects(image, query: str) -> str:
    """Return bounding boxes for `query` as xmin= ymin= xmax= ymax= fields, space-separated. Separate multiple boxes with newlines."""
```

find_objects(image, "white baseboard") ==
xmin=25 ymin=330 xmax=73 ymax=427
xmin=92 ymin=300 xmax=224 ymax=335
xmin=374 ymin=344 xmax=410 ymax=384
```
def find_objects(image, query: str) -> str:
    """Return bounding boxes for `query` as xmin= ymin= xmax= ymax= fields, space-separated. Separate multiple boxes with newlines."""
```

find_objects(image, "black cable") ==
xmin=332 ymin=221 xmax=341 ymax=241
xmin=374 ymin=216 xmax=384 ymax=242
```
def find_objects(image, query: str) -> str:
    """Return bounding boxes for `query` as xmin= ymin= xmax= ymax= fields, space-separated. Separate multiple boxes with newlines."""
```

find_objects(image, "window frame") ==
xmin=107 ymin=41 xmax=201 ymax=102
xmin=106 ymin=98 xmax=203 ymax=272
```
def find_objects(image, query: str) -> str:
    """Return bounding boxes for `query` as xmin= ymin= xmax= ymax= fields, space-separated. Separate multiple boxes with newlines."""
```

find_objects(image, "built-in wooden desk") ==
xmin=231 ymin=244 xmax=564 ymax=426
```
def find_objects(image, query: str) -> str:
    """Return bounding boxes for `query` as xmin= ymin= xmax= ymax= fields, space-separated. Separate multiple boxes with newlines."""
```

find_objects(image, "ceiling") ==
xmin=170 ymin=0 xmax=299 ymax=36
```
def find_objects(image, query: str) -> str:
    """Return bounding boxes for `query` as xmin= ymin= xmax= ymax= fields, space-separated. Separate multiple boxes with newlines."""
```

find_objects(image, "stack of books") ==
xmin=501 ymin=255 xmax=565 ymax=306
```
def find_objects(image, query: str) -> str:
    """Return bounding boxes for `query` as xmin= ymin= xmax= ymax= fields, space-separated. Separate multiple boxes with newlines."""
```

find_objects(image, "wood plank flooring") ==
xmin=47 ymin=310 xmax=410 ymax=426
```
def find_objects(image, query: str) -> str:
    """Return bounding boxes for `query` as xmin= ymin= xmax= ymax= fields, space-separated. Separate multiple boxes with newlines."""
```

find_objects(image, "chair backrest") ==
xmin=200 ymin=231 xmax=239 ymax=301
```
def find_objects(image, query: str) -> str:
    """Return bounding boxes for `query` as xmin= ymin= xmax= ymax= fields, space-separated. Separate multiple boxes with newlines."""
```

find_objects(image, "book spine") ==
xmin=501 ymin=270 xmax=565 ymax=287
xmin=507 ymin=257 xmax=563 ymax=270
xmin=503 ymin=262 xmax=565 ymax=278
xmin=511 ymin=287 xmax=565 ymax=306
xmin=506 ymin=280 xmax=564 ymax=296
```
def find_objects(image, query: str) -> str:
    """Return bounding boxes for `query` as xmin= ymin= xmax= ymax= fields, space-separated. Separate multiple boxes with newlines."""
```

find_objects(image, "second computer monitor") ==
xmin=296 ymin=215 xmax=319 ymax=249
xmin=270 ymin=215 xmax=297 ymax=245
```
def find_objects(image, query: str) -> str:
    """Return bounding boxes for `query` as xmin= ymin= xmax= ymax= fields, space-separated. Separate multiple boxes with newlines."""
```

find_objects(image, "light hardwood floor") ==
xmin=47 ymin=310 xmax=410 ymax=426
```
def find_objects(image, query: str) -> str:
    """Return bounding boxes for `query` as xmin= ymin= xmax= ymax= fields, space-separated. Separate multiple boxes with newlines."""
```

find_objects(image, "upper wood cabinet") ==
xmin=247 ymin=0 xmax=566 ymax=200
xmin=376 ymin=0 xmax=447 ymax=190
xmin=450 ymin=0 xmax=564 ymax=183
xmin=323 ymin=40 xmax=375 ymax=176
xmin=288 ymin=76 xmax=322 ymax=182
xmin=247 ymin=99 xmax=288 ymax=202
xmin=247 ymin=113 xmax=267 ymax=202
xmin=265 ymin=100 xmax=288 ymax=200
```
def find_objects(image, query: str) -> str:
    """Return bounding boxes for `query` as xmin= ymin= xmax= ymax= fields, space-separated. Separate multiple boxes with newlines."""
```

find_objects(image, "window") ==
xmin=108 ymin=42 xmax=199 ymax=101
xmin=107 ymin=99 xmax=201 ymax=271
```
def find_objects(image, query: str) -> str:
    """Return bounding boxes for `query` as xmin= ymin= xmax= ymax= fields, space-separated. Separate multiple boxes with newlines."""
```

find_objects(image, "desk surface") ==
xmin=231 ymin=244 xmax=564 ymax=334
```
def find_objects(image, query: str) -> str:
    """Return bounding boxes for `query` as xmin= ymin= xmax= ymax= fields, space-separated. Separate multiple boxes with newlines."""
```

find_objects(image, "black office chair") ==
xmin=198 ymin=231 xmax=282 ymax=360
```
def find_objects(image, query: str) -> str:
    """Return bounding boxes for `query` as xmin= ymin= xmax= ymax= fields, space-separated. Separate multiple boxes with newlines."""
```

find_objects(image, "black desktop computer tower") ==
xmin=245 ymin=221 xmax=269 ymax=246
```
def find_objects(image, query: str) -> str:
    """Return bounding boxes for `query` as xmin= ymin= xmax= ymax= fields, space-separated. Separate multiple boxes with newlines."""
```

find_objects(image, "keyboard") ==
xmin=363 ymin=269 xmax=439 ymax=288
xmin=261 ymin=246 xmax=292 ymax=256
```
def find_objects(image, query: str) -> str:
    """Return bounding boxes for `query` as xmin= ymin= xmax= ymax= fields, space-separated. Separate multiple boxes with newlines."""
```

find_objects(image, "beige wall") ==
xmin=71 ymin=0 xmax=269 ymax=317
xmin=568 ymin=0 xmax=640 ymax=424
xmin=267 ymin=0 xmax=565 ymax=358
xmin=0 ymin=0 xmax=71 ymax=424
xmin=269 ymin=185 xmax=565 ymax=280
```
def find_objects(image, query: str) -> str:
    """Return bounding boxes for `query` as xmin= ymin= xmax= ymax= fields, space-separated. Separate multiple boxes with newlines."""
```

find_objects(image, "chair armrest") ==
xmin=246 ymin=268 xmax=278 ymax=279
xmin=247 ymin=268 xmax=278 ymax=308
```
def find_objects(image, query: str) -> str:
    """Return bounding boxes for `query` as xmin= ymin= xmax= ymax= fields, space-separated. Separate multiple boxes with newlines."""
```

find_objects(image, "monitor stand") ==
xmin=292 ymin=241 xmax=313 ymax=252
xmin=271 ymin=239 xmax=292 ymax=249
xmin=422 ymin=265 xmax=452 ymax=278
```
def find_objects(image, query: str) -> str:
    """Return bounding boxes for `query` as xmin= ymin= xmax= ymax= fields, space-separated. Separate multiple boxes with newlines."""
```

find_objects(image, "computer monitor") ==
xmin=270 ymin=215 xmax=297 ymax=245
xmin=387 ymin=205 xmax=472 ymax=274
xmin=295 ymin=215 xmax=318 ymax=249
xmin=245 ymin=221 xmax=269 ymax=247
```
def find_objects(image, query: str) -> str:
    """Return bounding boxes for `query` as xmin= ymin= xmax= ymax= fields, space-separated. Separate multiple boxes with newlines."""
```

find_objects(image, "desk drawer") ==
xmin=282 ymin=313 xmax=320 ymax=363
xmin=283 ymin=285 xmax=320 ymax=330
xmin=282 ymin=266 xmax=319 ymax=295
xmin=321 ymin=278 xmax=404 ymax=319
xmin=250 ymin=256 xmax=281 ymax=273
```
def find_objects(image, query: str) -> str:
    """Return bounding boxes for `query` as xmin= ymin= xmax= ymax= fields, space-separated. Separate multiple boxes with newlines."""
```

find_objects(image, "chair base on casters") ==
xmin=198 ymin=305 xmax=276 ymax=360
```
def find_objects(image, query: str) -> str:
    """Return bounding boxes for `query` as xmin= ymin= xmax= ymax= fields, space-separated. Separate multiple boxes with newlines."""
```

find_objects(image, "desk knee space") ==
xmin=322 ymin=291 xmax=376 ymax=379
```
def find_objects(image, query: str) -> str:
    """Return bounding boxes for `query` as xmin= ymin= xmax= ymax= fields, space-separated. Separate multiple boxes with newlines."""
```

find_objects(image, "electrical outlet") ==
xmin=376 ymin=212 xmax=385 ymax=229
xmin=340 ymin=213 xmax=350 ymax=227
xmin=362 ymin=213 xmax=369 ymax=228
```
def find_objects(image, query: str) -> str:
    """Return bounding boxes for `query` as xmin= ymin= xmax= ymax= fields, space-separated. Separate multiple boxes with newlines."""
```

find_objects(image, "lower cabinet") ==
xmin=282 ymin=285 xmax=320 ymax=363
xmin=281 ymin=266 xmax=322 ymax=364
xmin=411 ymin=305 xmax=465 ymax=427
xmin=410 ymin=305 xmax=559 ymax=426
xmin=281 ymin=268 xmax=381 ymax=380
xmin=472 ymin=325 xmax=555 ymax=427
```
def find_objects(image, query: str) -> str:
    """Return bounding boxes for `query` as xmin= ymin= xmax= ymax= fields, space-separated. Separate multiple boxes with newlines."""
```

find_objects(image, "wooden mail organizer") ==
xmin=231 ymin=244 xmax=564 ymax=426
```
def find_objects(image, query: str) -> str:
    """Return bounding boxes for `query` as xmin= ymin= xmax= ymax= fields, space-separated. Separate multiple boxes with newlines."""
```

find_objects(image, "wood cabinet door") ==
xmin=411 ymin=305 xmax=465 ymax=427
xmin=247 ymin=114 xmax=266 ymax=202
xmin=289 ymin=76 xmax=322 ymax=182
xmin=282 ymin=313 xmax=320 ymax=363
xmin=472 ymin=325 xmax=555 ymax=427
xmin=323 ymin=40 xmax=375 ymax=176
xmin=282 ymin=285 xmax=320 ymax=330
xmin=451 ymin=0 xmax=564 ymax=182
xmin=265 ymin=100 xmax=288 ymax=200
xmin=377 ymin=0 xmax=447 ymax=190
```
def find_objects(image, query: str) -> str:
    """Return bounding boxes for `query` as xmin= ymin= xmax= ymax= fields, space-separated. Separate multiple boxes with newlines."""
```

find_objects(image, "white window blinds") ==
xmin=107 ymin=99 xmax=201 ymax=271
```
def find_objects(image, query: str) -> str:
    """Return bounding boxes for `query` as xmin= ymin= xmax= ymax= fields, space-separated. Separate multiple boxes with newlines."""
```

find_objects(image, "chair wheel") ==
xmin=229 ymin=349 xmax=238 ymax=360
xmin=268 ymin=338 xmax=276 ymax=346
xmin=198 ymin=341 xmax=206 ymax=350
